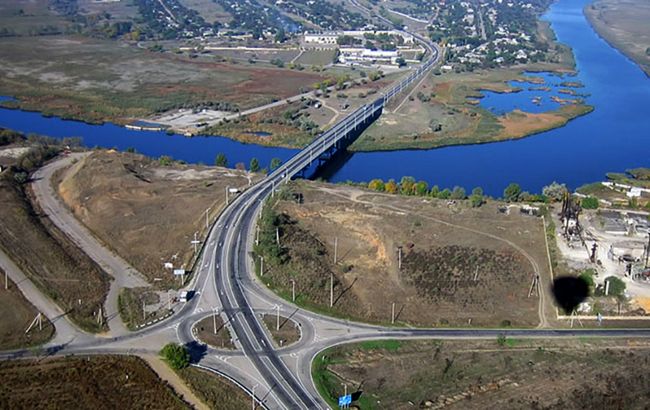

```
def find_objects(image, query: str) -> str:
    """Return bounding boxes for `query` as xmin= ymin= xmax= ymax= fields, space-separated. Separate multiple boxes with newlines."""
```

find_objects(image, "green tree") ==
xmin=429 ymin=185 xmax=440 ymax=197
xmin=470 ymin=187 xmax=484 ymax=207
xmin=414 ymin=180 xmax=429 ymax=196
xmin=249 ymin=158 xmax=260 ymax=172
xmin=579 ymin=269 xmax=596 ymax=295
xmin=504 ymin=183 xmax=522 ymax=202
xmin=604 ymin=276 xmax=626 ymax=297
xmin=450 ymin=186 xmax=466 ymax=200
xmin=270 ymin=157 xmax=282 ymax=171
xmin=160 ymin=343 xmax=190 ymax=370
xmin=438 ymin=188 xmax=451 ymax=199
xmin=158 ymin=155 xmax=173 ymax=166
xmin=215 ymin=153 xmax=228 ymax=167
xmin=581 ymin=196 xmax=599 ymax=209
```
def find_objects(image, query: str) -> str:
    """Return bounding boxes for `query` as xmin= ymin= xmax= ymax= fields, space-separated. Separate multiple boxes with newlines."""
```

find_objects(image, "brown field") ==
xmin=315 ymin=338 xmax=650 ymax=410
xmin=497 ymin=105 xmax=594 ymax=138
xmin=0 ymin=275 xmax=53 ymax=350
xmin=0 ymin=172 xmax=109 ymax=333
xmin=57 ymin=150 xmax=253 ymax=287
xmin=259 ymin=181 xmax=551 ymax=327
xmin=0 ymin=355 xmax=189 ymax=409
xmin=177 ymin=366 xmax=250 ymax=410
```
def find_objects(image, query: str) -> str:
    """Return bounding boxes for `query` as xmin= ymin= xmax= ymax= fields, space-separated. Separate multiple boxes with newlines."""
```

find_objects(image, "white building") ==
xmin=338 ymin=47 xmax=400 ymax=65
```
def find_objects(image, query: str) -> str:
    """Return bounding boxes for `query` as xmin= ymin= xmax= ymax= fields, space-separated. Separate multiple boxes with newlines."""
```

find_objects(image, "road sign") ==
xmin=173 ymin=269 xmax=186 ymax=276
xmin=338 ymin=394 xmax=352 ymax=408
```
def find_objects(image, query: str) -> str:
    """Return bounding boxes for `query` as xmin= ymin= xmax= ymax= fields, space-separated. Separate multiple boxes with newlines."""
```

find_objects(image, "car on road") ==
xmin=178 ymin=289 xmax=194 ymax=303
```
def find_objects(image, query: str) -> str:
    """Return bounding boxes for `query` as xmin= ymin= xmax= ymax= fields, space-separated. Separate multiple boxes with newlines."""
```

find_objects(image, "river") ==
xmin=0 ymin=0 xmax=648 ymax=196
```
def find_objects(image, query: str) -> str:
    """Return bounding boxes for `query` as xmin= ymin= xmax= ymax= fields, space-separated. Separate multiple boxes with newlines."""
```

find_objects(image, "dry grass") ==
xmin=0 ymin=355 xmax=189 ymax=409
xmin=316 ymin=338 xmax=650 ymax=409
xmin=260 ymin=181 xmax=548 ymax=327
xmin=0 ymin=172 xmax=109 ymax=333
xmin=0 ymin=275 xmax=53 ymax=350
xmin=57 ymin=150 xmax=252 ymax=287
xmin=177 ymin=366 xmax=250 ymax=410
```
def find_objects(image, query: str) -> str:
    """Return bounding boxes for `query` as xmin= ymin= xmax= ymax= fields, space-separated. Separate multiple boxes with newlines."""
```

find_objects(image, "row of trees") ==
xmin=366 ymin=176 xmax=486 ymax=207
xmin=214 ymin=153 xmax=282 ymax=173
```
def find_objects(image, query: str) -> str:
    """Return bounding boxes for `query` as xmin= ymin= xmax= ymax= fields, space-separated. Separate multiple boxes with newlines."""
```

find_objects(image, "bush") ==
xmin=581 ymin=196 xmax=599 ymax=209
xmin=604 ymin=276 xmax=626 ymax=297
xmin=160 ymin=343 xmax=190 ymax=370
xmin=503 ymin=183 xmax=522 ymax=202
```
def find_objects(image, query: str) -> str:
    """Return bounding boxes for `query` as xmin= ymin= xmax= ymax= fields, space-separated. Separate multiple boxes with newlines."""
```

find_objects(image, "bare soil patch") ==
xmin=315 ymin=338 xmax=650 ymax=410
xmin=0 ymin=355 xmax=189 ymax=409
xmin=57 ymin=150 xmax=252 ymax=287
xmin=261 ymin=313 xmax=301 ymax=348
xmin=258 ymin=181 xmax=548 ymax=327
xmin=193 ymin=315 xmax=236 ymax=350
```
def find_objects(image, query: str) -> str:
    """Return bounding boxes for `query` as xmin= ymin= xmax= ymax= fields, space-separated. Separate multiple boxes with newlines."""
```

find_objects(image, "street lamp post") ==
xmin=252 ymin=384 xmax=258 ymax=410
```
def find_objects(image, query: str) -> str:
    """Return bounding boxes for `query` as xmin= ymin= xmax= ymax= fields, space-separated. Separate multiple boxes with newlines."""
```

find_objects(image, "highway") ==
xmin=4 ymin=7 xmax=650 ymax=410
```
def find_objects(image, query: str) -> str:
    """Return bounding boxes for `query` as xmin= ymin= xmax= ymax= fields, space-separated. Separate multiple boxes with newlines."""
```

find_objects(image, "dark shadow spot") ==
xmin=552 ymin=276 xmax=589 ymax=313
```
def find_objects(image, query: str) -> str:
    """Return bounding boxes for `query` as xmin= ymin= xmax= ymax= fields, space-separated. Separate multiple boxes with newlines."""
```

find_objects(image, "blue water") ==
xmin=0 ymin=108 xmax=297 ymax=169
xmin=0 ymin=0 xmax=648 ymax=196
xmin=327 ymin=0 xmax=650 ymax=195
xmin=479 ymin=72 xmax=586 ymax=115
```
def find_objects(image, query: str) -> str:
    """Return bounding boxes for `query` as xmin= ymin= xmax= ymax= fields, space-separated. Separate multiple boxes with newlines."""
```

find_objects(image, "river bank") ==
xmin=583 ymin=0 xmax=650 ymax=77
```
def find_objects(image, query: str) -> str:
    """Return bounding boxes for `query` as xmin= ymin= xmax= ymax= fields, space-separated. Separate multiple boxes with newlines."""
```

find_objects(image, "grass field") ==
xmin=0 ymin=171 xmax=109 ymax=333
xmin=314 ymin=338 xmax=650 ymax=409
xmin=0 ymin=356 xmax=189 ymax=408
xmin=585 ymin=0 xmax=650 ymax=76
xmin=350 ymin=68 xmax=593 ymax=152
xmin=261 ymin=314 xmax=301 ymax=348
xmin=57 ymin=151 xmax=253 ymax=287
xmin=0 ymin=35 xmax=326 ymax=125
xmin=177 ymin=366 xmax=250 ymax=409
xmin=255 ymin=180 xmax=548 ymax=327
xmin=0 ymin=275 xmax=53 ymax=350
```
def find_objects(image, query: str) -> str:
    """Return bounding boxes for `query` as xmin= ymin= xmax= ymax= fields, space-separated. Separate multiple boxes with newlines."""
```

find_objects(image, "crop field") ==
xmin=0 ymin=275 xmax=53 ymax=350
xmin=57 ymin=151 xmax=253 ymax=287
xmin=0 ymin=356 xmax=188 ymax=409
xmin=0 ymin=35 xmax=326 ymax=125
xmin=0 ymin=172 xmax=109 ymax=333
xmin=313 ymin=338 xmax=650 ymax=409
xmin=257 ymin=181 xmax=551 ymax=327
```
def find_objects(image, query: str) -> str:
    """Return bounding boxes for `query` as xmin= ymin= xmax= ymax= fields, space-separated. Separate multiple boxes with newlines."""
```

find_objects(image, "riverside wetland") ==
xmin=0 ymin=0 xmax=648 ymax=197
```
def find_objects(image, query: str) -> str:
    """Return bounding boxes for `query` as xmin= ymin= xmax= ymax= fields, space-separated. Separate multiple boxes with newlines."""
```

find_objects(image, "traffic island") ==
xmin=260 ymin=313 xmax=300 ymax=348
xmin=193 ymin=315 xmax=236 ymax=350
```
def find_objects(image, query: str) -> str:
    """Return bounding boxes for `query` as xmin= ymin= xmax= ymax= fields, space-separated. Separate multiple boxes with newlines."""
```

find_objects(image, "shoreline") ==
xmin=349 ymin=104 xmax=594 ymax=153
xmin=583 ymin=3 xmax=650 ymax=79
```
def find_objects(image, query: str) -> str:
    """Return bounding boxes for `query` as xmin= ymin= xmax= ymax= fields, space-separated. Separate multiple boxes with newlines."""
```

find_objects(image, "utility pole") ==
xmin=290 ymin=279 xmax=296 ymax=302
xmin=191 ymin=232 xmax=200 ymax=255
xmin=205 ymin=207 xmax=211 ymax=230
xmin=259 ymin=256 xmax=264 ymax=276
xmin=143 ymin=299 xmax=146 ymax=321
xmin=252 ymin=384 xmax=258 ymax=410
xmin=225 ymin=186 xmax=230 ymax=205
xmin=213 ymin=307 xmax=218 ymax=334
xmin=276 ymin=227 xmax=280 ymax=246
xmin=397 ymin=246 xmax=402 ymax=270
xmin=391 ymin=302 xmax=395 ymax=324
xmin=330 ymin=272 xmax=334 ymax=308
xmin=645 ymin=233 xmax=650 ymax=268
xmin=255 ymin=226 xmax=259 ymax=246
xmin=276 ymin=305 xmax=280 ymax=331
xmin=4 ymin=269 xmax=7 ymax=290
xmin=334 ymin=237 xmax=338 ymax=265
